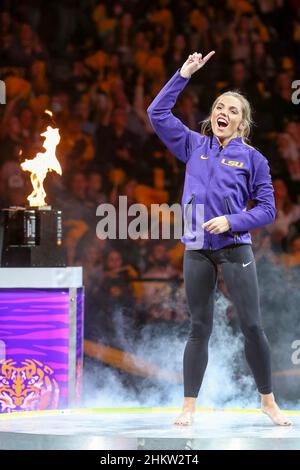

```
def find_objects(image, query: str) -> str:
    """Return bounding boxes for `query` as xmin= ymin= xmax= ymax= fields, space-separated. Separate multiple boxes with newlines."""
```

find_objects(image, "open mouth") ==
xmin=217 ymin=117 xmax=229 ymax=129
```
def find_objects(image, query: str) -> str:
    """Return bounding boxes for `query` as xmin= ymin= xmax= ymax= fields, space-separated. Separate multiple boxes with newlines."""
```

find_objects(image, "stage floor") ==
xmin=0 ymin=408 xmax=299 ymax=450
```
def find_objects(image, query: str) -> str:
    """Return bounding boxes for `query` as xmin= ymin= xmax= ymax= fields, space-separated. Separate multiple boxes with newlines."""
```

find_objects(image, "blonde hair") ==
xmin=201 ymin=91 xmax=254 ymax=143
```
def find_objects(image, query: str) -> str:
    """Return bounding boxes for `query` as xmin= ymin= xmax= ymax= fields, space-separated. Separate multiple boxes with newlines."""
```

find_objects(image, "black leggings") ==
xmin=183 ymin=244 xmax=272 ymax=397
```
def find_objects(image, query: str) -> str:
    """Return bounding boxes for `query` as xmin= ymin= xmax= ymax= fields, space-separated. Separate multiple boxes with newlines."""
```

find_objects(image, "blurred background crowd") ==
xmin=0 ymin=0 xmax=300 ymax=352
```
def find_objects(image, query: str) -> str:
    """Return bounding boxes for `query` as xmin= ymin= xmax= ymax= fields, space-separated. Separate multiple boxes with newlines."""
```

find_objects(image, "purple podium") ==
xmin=0 ymin=267 xmax=84 ymax=413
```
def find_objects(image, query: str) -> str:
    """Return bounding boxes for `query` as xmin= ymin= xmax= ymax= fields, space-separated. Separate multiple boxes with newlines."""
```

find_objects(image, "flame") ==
xmin=21 ymin=125 xmax=62 ymax=207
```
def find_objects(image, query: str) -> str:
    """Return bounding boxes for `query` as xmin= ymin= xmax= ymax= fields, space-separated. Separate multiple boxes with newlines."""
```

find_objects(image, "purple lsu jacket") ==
xmin=147 ymin=68 xmax=277 ymax=251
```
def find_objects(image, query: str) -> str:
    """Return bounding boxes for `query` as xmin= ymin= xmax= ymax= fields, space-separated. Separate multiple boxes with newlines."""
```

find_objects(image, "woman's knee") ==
xmin=188 ymin=318 xmax=213 ymax=340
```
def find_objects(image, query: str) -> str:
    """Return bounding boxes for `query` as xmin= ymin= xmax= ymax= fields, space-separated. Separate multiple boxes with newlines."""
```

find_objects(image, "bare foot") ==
xmin=261 ymin=402 xmax=292 ymax=426
xmin=174 ymin=409 xmax=195 ymax=426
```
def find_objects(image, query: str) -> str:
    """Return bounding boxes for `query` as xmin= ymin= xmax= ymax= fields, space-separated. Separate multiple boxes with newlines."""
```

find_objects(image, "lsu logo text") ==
xmin=221 ymin=158 xmax=244 ymax=168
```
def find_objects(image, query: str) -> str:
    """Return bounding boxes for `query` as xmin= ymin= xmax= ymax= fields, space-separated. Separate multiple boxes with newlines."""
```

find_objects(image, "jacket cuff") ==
xmin=224 ymin=214 xmax=238 ymax=232
xmin=177 ymin=67 xmax=191 ymax=81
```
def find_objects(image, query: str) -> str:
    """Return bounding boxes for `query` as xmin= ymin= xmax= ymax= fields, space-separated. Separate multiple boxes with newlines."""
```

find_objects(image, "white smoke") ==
xmin=82 ymin=258 xmax=300 ymax=411
xmin=82 ymin=290 xmax=257 ymax=409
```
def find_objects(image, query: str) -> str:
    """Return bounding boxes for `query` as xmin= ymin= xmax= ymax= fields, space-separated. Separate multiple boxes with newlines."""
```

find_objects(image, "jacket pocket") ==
xmin=224 ymin=196 xmax=240 ymax=242
xmin=184 ymin=193 xmax=195 ymax=214
xmin=183 ymin=193 xmax=196 ymax=240
xmin=187 ymin=193 xmax=195 ymax=205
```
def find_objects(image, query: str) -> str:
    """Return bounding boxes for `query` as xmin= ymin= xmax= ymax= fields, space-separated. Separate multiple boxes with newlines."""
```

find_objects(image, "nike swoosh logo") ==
xmin=242 ymin=261 xmax=253 ymax=267
xmin=199 ymin=155 xmax=209 ymax=159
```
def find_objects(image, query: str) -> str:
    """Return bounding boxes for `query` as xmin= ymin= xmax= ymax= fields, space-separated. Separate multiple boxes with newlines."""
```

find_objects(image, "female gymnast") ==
xmin=147 ymin=51 xmax=291 ymax=427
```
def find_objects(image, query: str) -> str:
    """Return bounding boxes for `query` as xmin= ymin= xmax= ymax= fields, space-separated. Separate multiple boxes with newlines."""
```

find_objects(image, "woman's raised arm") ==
xmin=147 ymin=51 xmax=215 ymax=163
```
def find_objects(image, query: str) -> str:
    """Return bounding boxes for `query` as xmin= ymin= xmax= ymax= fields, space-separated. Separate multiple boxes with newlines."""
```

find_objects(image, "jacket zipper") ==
xmin=224 ymin=196 xmax=239 ymax=244
xmin=206 ymin=145 xmax=223 ymax=250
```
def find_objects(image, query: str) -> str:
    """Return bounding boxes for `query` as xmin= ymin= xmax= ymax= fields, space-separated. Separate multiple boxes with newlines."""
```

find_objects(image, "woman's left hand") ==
xmin=202 ymin=216 xmax=230 ymax=234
